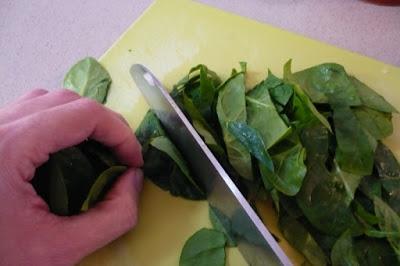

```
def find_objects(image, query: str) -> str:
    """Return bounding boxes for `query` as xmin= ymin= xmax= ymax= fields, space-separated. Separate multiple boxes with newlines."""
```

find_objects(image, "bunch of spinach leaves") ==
xmin=137 ymin=61 xmax=400 ymax=265
xmin=32 ymin=57 xmax=125 ymax=216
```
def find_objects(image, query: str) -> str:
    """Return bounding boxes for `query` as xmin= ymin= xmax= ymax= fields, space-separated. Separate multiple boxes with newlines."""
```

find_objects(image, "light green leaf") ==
xmin=247 ymin=80 xmax=291 ymax=148
xmin=217 ymin=71 xmax=253 ymax=180
xmin=63 ymin=57 xmax=111 ymax=103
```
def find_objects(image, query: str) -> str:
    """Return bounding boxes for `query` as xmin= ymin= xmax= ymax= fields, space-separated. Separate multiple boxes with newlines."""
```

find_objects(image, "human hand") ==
xmin=0 ymin=89 xmax=143 ymax=265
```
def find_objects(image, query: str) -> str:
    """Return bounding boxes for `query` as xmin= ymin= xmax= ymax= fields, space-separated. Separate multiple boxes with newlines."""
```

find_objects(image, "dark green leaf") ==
xmin=351 ymin=76 xmax=398 ymax=113
xmin=135 ymin=110 xmax=166 ymax=146
xmin=150 ymin=136 xmax=204 ymax=196
xmin=227 ymin=121 xmax=273 ymax=170
xmin=182 ymin=93 xmax=225 ymax=157
xmin=354 ymin=238 xmax=399 ymax=266
xmin=296 ymin=162 xmax=357 ymax=236
xmin=217 ymin=71 xmax=253 ymax=180
xmin=179 ymin=228 xmax=226 ymax=266
xmin=334 ymin=105 xmax=376 ymax=176
xmin=289 ymin=63 xmax=362 ymax=106
xmin=374 ymin=196 xmax=400 ymax=257
xmin=48 ymin=147 xmax=95 ymax=215
xmin=353 ymin=107 xmax=393 ymax=140
xmin=246 ymin=79 xmax=291 ymax=148
xmin=228 ymin=121 xmax=305 ymax=196
xmin=209 ymin=205 xmax=237 ymax=246
xmin=81 ymin=166 xmax=126 ymax=211
xmin=63 ymin=57 xmax=111 ymax=103
xmin=48 ymin=157 xmax=69 ymax=216
xmin=270 ymin=83 xmax=294 ymax=107
xmin=331 ymin=230 xmax=359 ymax=266
xmin=279 ymin=214 xmax=328 ymax=266
xmin=374 ymin=143 xmax=400 ymax=215
xmin=272 ymin=144 xmax=307 ymax=194
xmin=231 ymin=209 xmax=266 ymax=246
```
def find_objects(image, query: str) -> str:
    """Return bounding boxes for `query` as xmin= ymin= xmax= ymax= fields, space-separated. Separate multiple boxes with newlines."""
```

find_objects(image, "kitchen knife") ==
xmin=130 ymin=64 xmax=292 ymax=266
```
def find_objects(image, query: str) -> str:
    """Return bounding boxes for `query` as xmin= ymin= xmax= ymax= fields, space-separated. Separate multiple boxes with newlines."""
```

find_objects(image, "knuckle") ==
xmin=53 ymin=89 xmax=80 ymax=99
xmin=29 ymin=88 xmax=48 ymax=96
xmin=78 ymin=98 xmax=103 ymax=112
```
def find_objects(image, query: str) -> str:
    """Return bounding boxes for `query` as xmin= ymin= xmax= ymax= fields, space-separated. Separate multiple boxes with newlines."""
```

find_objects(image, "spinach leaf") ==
xmin=351 ymin=76 xmax=398 ymax=113
xmin=136 ymin=111 xmax=205 ymax=200
xmin=209 ymin=205 xmax=237 ymax=247
xmin=267 ymin=71 xmax=294 ymax=107
xmin=279 ymin=214 xmax=328 ymax=266
xmin=135 ymin=110 xmax=166 ymax=146
xmin=216 ymin=69 xmax=253 ymax=180
xmin=179 ymin=228 xmax=226 ymax=266
xmin=63 ymin=57 xmax=111 ymax=103
xmin=49 ymin=147 xmax=95 ymax=215
xmin=246 ymin=78 xmax=291 ymax=148
xmin=333 ymin=105 xmax=376 ymax=176
xmin=150 ymin=136 xmax=204 ymax=196
xmin=182 ymin=93 xmax=225 ymax=157
xmin=353 ymin=107 xmax=393 ymax=140
xmin=330 ymin=230 xmax=359 ymax=266
xmin=228 ymin=121 xmax=306 ymax=196
xmin=288 ymin=63 xmax=362 ymax=106
xmin=374 ymin=143 xmax=400 ymax=214
xmin=272 ymin=144 xmax=307 ymax=194
xmin=374 ymin=196 xmax=400 ymax=257
xmin=296 ymin=163 xmax=357 ymax=236
xmin=81 ymin=166 xmax=126 ymax=211
xmin=231 ymin=209 xmax=266 ymax=246
xmin=48 ymin=157 xmax=69 ymax=216
xmin=284 ymin=61 xmax=331 ymax=131
xmin=354 ymin=238 xmax=399 ymax=266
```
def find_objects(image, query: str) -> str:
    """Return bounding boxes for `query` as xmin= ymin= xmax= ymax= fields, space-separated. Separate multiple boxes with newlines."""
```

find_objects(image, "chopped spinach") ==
xmin=179 ymin=228 xmax=226 ymax=266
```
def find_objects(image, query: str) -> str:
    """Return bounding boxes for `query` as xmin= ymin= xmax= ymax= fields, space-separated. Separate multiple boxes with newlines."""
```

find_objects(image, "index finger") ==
xmin=8 ymin=98 xmax=143 ymax=181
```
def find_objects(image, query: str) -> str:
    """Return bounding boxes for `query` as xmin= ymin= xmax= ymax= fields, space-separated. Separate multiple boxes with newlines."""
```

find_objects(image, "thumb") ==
xmin=53 ymin=168 xmax=143 ymax=263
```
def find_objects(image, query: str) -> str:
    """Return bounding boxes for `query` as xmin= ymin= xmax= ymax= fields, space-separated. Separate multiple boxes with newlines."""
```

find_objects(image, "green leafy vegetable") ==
xmin=374 ymin=197 xmax=400 ymax=257
xmin=179 ymin=228 xmax=226 ymax=266
xmin=330 ymin=230 xmax=359 ymax=266
xmin=246 ymin=74 xmax=291 ymax=148
xmin=216 ymin=69 xmax=253 ymax=180
xmin=135 ymin=61 xmax=400 ymax=265
xmin=288 ymin=63 xmax=362 ymax=106
xmin=150 ymin=136 xmax=204 ymax=195
xmin=353 ymin=107 xmax=393 ymax=140
xmin=279 ymin=214 xmax=328 ymax=266
xmin=228 ymin=121 xmax=306 ymax=196
xmin=63 ymin=57 xmax=111 ymax=103
xmin=351 ymin=76 xmax=398 ymax=113
xmin=48 ymin=147 xmax=95 ymax=215
xmin=81 ymin=166 xmax=126 ymax=211
xmin=354 ymin=238 xmax=399 ymax=265
xmin=333 ymin=106 xmax=376 ymax=176
xmin=209 ymin=205 xmax=237 ymax=247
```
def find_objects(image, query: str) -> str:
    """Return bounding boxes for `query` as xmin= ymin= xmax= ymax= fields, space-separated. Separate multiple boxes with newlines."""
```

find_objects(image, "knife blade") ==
xmin=130 ymin=64 xmax=292 ymax=266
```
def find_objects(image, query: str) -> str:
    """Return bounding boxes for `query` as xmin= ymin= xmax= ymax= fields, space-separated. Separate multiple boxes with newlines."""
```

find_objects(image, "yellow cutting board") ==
xmin=79 ymin=0 xmax=400 ymax=265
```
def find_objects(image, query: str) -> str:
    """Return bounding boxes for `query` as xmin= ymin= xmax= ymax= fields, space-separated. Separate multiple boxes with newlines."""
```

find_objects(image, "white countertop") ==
xmin=1 ymin=0 xmax=399 ymax=106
